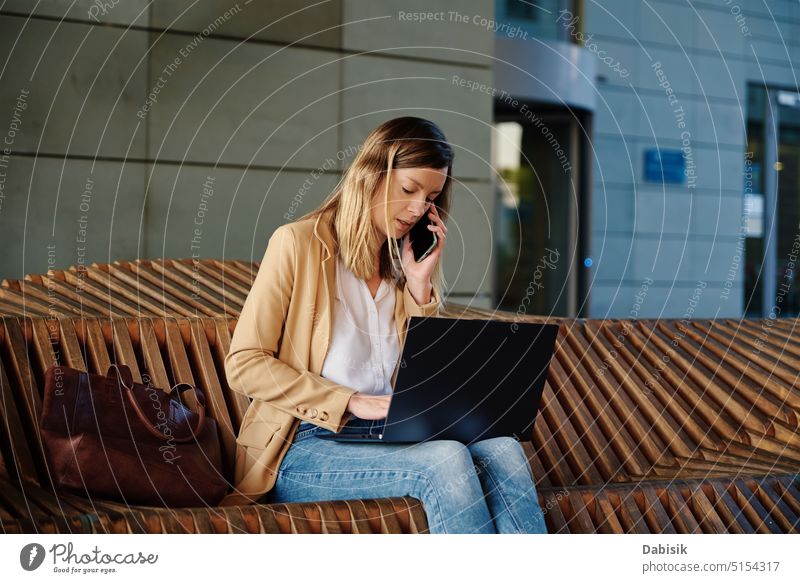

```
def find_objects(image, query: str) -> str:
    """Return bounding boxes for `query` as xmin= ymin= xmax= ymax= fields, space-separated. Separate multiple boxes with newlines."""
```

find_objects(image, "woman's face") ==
xmin=371 ymin=166 xmax=448 ymax=241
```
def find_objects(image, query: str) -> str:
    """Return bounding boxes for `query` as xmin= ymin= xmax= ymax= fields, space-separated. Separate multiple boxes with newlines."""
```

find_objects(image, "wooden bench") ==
xmin=0 ymin=315 xmax=428 ymax=533
xmin=1 ymin=259 xmax=799 ymax=533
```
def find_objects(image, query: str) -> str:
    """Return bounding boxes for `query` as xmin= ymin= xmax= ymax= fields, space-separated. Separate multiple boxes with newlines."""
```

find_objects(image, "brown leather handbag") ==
xmin=40 ymin=364 xmax=229 ymax=507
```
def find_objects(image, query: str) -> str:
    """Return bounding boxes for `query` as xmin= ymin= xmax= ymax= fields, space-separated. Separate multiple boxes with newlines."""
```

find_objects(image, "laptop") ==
xmin=316 ymin=316 xmax=559 ymax=445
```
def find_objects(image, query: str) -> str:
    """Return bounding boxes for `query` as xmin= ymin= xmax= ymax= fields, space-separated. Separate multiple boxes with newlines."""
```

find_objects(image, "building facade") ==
xmin=2 ymin=1 xmax=798 ymax=319
xmin=492 ymin=0 xmax=800 ymax=319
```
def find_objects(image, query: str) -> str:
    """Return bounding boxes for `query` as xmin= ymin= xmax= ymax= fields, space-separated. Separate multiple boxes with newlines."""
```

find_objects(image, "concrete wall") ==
xmin=585 ymin=0 xmax=800 ymax=318
xmin=0 ymin=1 xmax=496 ymax=308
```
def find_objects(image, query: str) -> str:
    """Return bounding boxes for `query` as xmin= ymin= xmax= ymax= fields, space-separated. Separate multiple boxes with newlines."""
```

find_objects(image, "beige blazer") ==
xmin=219 ymin=209 xmax=441 ymax=506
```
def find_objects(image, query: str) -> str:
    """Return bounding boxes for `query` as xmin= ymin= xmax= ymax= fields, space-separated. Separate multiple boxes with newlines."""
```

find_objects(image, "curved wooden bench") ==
xmin=2 ymin=259 xmax=799 ymax=533
xmin=0 ymin=315 xmax=428 ymax=534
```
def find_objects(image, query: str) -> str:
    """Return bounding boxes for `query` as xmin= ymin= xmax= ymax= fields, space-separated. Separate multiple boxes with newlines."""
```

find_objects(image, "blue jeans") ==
xmin=265 ymin=417 xmax=548 ymax=534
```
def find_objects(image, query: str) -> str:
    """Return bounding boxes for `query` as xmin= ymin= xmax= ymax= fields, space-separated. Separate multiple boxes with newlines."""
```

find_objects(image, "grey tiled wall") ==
xmin=0 ymin=1 xmax=496 ymax=311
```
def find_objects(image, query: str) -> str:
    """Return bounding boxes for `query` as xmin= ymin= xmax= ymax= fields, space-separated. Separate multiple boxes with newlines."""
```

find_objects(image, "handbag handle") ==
xmin=107 ymin=365 xmax=206 ymax=443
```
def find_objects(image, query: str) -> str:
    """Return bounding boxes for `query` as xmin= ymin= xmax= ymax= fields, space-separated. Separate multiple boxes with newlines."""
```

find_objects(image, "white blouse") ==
xmin=320 ymin=255 xmax=401 ymax=402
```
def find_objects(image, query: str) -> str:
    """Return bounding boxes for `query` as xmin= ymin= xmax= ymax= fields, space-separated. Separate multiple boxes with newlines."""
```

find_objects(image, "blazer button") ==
xmin=296 ymin=406 xmax=307 ymax=415
xmin=309 ymin=408 xmax=318 ymax=419
xmin=319 ymin=411 xmax=329 ymax=421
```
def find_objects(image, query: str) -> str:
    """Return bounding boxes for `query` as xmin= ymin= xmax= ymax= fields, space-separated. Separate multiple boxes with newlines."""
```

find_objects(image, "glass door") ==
xmin=492 ymin=107 xmax=588 ymax=317
xmin=774 ymin=91 xmax=800 ymax=317
xmin=745 ymin=84 xmax=765 ymax=316
xmin=745 ymin=85 xmax=800 ymax=317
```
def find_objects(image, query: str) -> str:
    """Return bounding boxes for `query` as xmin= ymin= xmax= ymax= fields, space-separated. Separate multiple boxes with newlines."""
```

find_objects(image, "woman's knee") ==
xmin=468 ymin=436 xmax=530 ymax=476
xmin=469 ymin=436 xmax=524 ymax=461
xmin=406 ymin=440 xmax=481 ymax=493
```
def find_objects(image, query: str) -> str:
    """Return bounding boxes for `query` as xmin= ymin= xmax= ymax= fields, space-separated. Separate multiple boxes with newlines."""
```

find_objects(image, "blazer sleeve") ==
xmin=224 ymin=225 xmax=357 ymax=433
xmin=403 ymin=282 xmax=441 ymax=318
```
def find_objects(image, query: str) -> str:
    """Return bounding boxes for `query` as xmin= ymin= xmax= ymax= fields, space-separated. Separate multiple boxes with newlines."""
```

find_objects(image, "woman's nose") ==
xmin=408 ymin=197 xmax=430 ymax=216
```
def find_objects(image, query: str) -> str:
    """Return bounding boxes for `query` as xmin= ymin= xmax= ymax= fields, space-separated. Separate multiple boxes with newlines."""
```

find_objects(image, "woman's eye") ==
xmin=402 ymin=187 xmax=412 ymax=194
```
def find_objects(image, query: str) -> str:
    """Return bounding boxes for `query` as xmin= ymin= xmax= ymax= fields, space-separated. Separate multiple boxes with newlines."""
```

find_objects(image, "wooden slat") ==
xmin=616 ymin=490 xmax=651 ymax=534
xmin=164 ymin=320 xmax=198 ymax=409
xmin=540 ymin=490 xmax=570 ymax=533
xmin=532 ymin=414 xmax=573 ymax=486
xmin=664 ymin=488 xmax=701 ymax=533
xmin=751 ymin=479 xmax=799 ymax=533
xmin=150 ymin=262 xmax=234 ymax=315
xmin=622 ymin=321 xmax=743 ymax=443
xmin=736 ymin=319 xmax=800 ymax=362
xmin=37 ymin=275 xmax=109 ymax=316
xmin=585 ymin=322 xmax=695 ymax=461
xmin=662 ymin=321 xmax=798 ymax=431
xmin=184 ymin=259 xmax=251 ymax=298
xmin=60 ymin=270 xmax=140 ymax=316
xmin=547 ymin=354 xmax=624 ymax=482
xmin=210 ymin=259 xmax=256 ymax=290
xmin=80 ymin=319 xmax=112 ymax=375
xmin=126 ymin=263 xmax=221 ymax=317
xmin=565 ymin=491 xmax=594 ymax=533
xmin=138 ymin=319 xmax=170 ymax=390
xmin=730 ymin=480 xmax=783 ymax=534
xmin=83 ymin=266 xmax=173 ymax=317
xmin=521 ymin=439 xmax=551 ymax=490
xmin=0 ymin=286 xmax=60 ymax=317
xmin=109 ymin=318 xmax=142 ymax=382
xmin=187 ymin=319 xmax=236 ymax=477
xmin=558 ymin=329 xmax=650 ymax=477
xmin=105 ymin=264 xmax=198 ymax=318
xmin=212 ymin=318 xmax=250 ymax=428
xmin=773 ymin=478 xmax=800 ymax=526
xmin=638 ymin=486 xmax=676 ymax=534
xmin=168 ymin=260 xmax=247 ymax=308
xmin=14 ymin=281 xmax=87 ymax=317
xmin=709 ymin=480 xmax=753 ymax=534
xmin=0 ymin=357 xmax=39 ymax=484
xmin=539 ymin=387 xmax=603 ymax=485
xmin=595 ymin=322 xmax=709 ymax=454
xmin=591 ymin=493 xmax=625 ymax=534
xmin=655 ymin=321 xmax=800 ymax=448
xmin=697 ymin=321 xmax=800 ymax=410
xmin=58 ymin=319 xmax=87 ymax=371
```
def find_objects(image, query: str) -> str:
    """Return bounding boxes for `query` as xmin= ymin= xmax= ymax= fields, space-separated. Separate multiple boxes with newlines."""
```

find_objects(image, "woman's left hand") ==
xmin=401 ymin=204 xmax=447 ymax=288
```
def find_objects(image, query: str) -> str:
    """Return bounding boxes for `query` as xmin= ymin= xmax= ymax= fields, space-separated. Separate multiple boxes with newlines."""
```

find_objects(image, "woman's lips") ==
xmin=396 ymin=218 xmax=412 ymax=231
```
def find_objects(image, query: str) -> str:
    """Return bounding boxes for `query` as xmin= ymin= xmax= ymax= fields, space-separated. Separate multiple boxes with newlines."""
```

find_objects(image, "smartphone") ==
xmin=408 ymin=209 xmax=438 ymax=263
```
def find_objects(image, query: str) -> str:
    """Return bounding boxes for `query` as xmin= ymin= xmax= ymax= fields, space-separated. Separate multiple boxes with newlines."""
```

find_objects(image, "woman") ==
xmin=221 ymin=116 xmax=547 ymax=534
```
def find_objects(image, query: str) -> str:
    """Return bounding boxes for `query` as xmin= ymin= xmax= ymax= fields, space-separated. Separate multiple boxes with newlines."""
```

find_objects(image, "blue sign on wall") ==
xmin=644 ymin=149 xmax=685 ymax=184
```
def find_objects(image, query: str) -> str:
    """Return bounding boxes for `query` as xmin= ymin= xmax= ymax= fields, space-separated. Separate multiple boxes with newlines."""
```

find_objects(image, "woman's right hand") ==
xmin=345 ymin=393 xmax=391 ymax=420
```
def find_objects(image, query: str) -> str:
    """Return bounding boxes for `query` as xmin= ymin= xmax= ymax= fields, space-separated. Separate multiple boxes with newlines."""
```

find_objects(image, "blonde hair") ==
xmin=293 ymin=116 xmax=454 ymax=311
